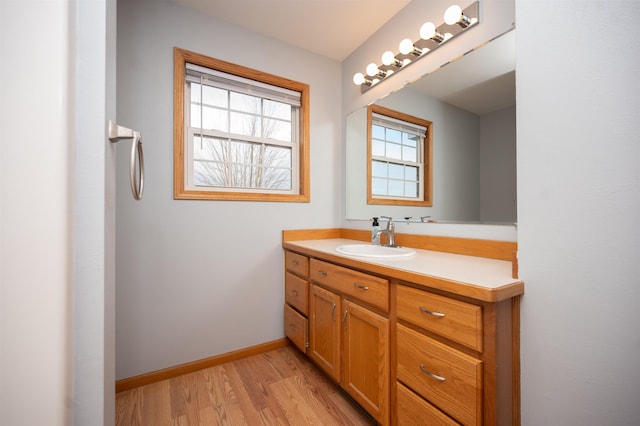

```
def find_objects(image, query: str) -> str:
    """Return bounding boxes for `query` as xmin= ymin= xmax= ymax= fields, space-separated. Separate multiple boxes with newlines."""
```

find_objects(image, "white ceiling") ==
xmin=174 ymin=0 xmax=412 ymax=61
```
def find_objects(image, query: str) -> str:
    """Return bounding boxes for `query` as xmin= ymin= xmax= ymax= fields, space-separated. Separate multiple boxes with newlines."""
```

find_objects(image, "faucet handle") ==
xmin=381 ymin=216 xmax=394 ymax=229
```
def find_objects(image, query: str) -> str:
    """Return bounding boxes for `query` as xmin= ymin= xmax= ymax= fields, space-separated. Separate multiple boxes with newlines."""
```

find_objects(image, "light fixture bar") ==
xmin=353 ymin=1 xmax=479 ymax=93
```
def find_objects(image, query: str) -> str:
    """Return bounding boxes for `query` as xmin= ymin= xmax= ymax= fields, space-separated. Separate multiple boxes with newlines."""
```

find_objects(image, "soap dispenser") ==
xmin=371 ymin=217 xmax=380 ymax=244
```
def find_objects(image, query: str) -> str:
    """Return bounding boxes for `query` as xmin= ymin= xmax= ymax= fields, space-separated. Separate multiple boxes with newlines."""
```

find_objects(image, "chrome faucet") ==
xmin=377 ymin=216 xmax=396 ymax=247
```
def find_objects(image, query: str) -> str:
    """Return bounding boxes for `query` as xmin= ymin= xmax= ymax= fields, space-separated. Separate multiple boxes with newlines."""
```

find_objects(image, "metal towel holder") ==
xmin=108 ymin=120 xmax=144 ymax=200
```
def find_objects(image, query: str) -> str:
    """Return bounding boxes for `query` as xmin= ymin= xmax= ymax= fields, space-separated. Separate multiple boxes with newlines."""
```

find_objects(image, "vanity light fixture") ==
xmin=352 ymin=1 xmax=479 ymax=92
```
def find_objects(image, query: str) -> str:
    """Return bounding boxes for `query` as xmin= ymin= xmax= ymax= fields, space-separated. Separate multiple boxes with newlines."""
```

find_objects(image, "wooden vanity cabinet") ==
xmin=283 ymin=242 xmax=521 ymax=426
xmin=393 ymin=283 xmax=518 ymax=426
xmin=308 ymin=259 xmax=390 ymax=425
xmin=284 ymin=250 xmax=309 ymax=353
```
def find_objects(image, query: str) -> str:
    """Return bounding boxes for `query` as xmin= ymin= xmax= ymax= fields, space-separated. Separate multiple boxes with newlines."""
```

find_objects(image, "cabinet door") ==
xmin=309 ymin=284 xmax=341 ymax=382
xmin=343 ymin=299 xmax=389 ymax=425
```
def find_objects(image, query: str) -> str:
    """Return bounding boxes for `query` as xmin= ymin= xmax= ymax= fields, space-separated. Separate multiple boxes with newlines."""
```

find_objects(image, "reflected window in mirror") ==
xmin=367 ymin=105 xmax=432 ymax=207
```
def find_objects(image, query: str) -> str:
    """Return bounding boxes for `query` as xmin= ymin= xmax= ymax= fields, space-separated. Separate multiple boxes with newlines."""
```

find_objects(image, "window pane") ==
xmin=193 ymin=136 xmax=222 ymax=161
xmin=264 ymin=145 xmax=291 ymax=167
xmin=403 ymin=133 xmax=417 ymax=148
xmin=386 ymin=128 xmax=401 ymax=143
xmin=403 ymin=146 xmax=417 ymax=162
xmin=263 ymin=167 xmax=291 ymax=190
xmin=372 ymin=161 xmax=387 ymax=178
xmin=405 ymin=181 xmax=418 ymax=197
xmin=389 ymin=163 xmax=404 ymax=180
xmin=191 ymin=83 xmax=201 ymax=103
xmin=202 ymin=85 xmax=227 ymax=108
xmin=372 ymin=139 xmax=385 ymax=157
xmin=405 ymin=165 xmax=418 ymax=181
xmin=263 ymin=118 xmax=291 ymax=142
xmin=203 ymin=106 xmax=228 ymax=131
xmin=388 ymin=180 xmax=404 ymax=196
xmin=264 ymin=99 xmax=291 ymax=120
xmin=194 ymin=160 xmax=225 ymax=187
xmin=230 ymin=111 xmax=261 ymax=137
xmin=372 ymin=124 xmax=385 ymax=140
xmin=386 ymin=142 xmax=402 ymax=160
xmin=372 ymin=177 xmax=387 ymax=195
xmin=230 ymin=92 xmax=260 ymax=114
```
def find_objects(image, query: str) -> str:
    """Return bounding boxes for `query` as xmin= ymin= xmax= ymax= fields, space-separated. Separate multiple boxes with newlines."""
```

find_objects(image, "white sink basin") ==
xmin=335 ymin=244 xmax=416 ymax=258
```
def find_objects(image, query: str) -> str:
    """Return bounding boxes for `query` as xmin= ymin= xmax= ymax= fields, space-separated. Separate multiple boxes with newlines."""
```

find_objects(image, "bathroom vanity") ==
xmin=283 ymin=229 xmax=523 ymax=426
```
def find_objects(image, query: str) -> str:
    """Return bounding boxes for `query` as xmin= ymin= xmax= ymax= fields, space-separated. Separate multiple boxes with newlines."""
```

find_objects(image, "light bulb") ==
xmin=381 ymin=51 xmax=396 ymax=66
xmin=444 ymin=4 xmax=471 ymax=27
xmin=420 ymin=22 xmax=436 ymax=39
xmin=353 ymin=72 xmax=365 ymax=85
xmin=420 ymin=21 xmax=445 ymax=43
xmin=366 ymin=63 xmax=379 ymax=77
xmin=444 ymin=5 xmax=462 ymax=25
xmin=399 ymin=38 xmax=420 ymax=56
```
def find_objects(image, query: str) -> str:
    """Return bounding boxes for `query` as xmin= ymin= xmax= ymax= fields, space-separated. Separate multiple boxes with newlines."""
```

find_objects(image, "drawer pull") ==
xmin=291 ymin=260 xmax=299 ymax=266
xmin=419 ymin=306 xmax=446 ymax=318
xmin=318 ymin=270 xmax=328 ymax=277
xmin=353 ymin=283 xmax=369 ymax=290
xmin=420 ymin=364 xmax=446 ymax=382
xmin=288 ymin=324 xmax=297 ymax=330
xmin=292 ymin=290 xmax=298 ymax=296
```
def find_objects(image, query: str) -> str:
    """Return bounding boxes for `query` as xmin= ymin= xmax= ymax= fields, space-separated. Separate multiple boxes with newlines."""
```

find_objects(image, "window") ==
xmin=367 ymin=104 xmax=432 ymax=207
xmin=174 ymin=48 xmax=310 ymax=201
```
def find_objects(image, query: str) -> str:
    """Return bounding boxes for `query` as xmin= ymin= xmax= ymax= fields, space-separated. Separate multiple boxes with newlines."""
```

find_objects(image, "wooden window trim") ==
xmin=367 ymin=104 xmax=433 ymax=207
xmin=173 ymin=47 xmax=310 ymax=202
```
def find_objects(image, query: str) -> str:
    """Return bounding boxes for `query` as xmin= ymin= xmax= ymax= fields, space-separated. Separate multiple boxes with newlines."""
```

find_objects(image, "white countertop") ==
xmin=284 ymin=238 xmax=521 ymax=291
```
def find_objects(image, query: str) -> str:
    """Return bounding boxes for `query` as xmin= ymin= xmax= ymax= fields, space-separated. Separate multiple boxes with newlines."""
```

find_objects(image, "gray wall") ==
xmin=116 ymin=0 xmax=342 ymax=379
xmin=517 ymin=0 xmax=640 ymax=424
xmin=479 ymin=105 xmax=516 ymax=222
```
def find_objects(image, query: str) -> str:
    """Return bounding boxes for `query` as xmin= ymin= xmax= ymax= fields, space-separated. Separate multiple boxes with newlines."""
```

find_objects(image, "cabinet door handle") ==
xmin=353 ymin=283 xmax=369 ymax=290
xmin=318 ymin=271 xmax=328 ymax=277
xmin=343 ymin=310 xmax=348 ymax=327
xmin=331 ymin=304 xmax=336 ymax=321
xmin=420 ymin=364 xmax=446 ymax=382
xmin=419 ymin=306 xmax=445 ymax=318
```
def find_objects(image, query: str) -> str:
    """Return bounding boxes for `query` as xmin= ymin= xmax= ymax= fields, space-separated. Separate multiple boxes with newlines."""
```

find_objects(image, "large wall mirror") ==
xmin=346 ymin=29 xmax=516 ymax=224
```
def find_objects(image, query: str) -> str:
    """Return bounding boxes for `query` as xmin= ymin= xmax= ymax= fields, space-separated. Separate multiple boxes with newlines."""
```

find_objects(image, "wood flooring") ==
xmin=116 ymin=345 xmax=375 ymax=425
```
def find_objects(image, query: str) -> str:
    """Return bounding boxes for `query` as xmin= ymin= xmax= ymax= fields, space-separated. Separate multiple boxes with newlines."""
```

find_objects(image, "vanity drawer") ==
xmin=284 ymin=304 xmax=308 ymax=353
xmin=397 ymin=285 xmax=482 ymax=352
xmin=285 ymin=272 xmax=309 ymax=315
xmin=285 ymin=251 xmax=309 ymax=278
xmin=397 ymin=324 xmax=482 ymax=426
xmin=397 ymin=382 xmax=459 ymax=426
xmin=309 ymin=259 xmax=389 ymax=312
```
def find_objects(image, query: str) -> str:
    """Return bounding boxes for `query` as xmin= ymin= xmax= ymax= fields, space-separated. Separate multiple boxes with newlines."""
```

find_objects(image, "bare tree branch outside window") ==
xmin=190 ymin=83 xmax=294 ymax=190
